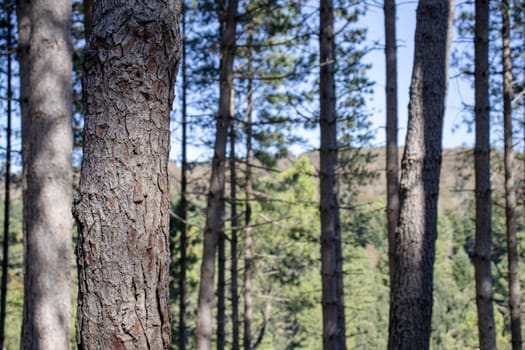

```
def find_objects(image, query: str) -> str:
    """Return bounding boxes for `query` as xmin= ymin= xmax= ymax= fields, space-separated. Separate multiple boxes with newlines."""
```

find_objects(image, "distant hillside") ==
xmin=168 ymin=147 xmax=490 ymax=215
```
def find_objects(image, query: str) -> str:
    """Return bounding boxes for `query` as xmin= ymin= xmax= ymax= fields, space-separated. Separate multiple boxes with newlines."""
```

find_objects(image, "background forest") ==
xmin=0 ymin=0 xmax=522 ymax=349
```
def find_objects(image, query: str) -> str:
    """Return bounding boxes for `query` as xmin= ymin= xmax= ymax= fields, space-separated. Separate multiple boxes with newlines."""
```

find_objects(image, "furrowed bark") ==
xmin=388 ymin=1 xmax=453 ymax=349
xmin=75 ymin=2 xmax=182 ymax=349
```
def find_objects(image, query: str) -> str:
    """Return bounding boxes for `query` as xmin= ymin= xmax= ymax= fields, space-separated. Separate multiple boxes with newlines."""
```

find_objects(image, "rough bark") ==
xmin=20 ymin=1 xmax=74 ymax=349
xmin=473 ymin=0 xmax=497 ymax=349
xmin=319 ymin=1 xmax=346 ymax=349
xmin=502 ymin=1 xmax=522 ymax=348
xmin=388 ymin=1 xmax=453 ymax=349
xmin=0 ymin=6 xmax=13 ymax=349
xmin=195 ymin=1 xmax=238 ymax=348
xmin=74 ymin=2 xmax=181 ymax=349
xmin=384 ymin=0 xmax=399 ymax=282
xmin=179 ymin=2 xmax=188 ymax=349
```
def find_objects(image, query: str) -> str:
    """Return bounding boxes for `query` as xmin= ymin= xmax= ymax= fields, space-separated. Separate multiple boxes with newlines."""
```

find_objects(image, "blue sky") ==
xmin=362 ymin=1 xmax=475 ymax=149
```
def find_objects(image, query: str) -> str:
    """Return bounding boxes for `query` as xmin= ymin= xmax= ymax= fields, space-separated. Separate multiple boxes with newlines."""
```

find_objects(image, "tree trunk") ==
xmin=384 ymin=0 xmax=399 ymax=283
xmin=502 ymin=1 xmax=521 ymax=348
xmin=20 ymin=1 xmax=74 ymax=349
xmin=74 ymin=2 xmax=181 ymax=349
xmin=83 ymin=0 xmax=93 ymax=40
xmin=243 ymin=40 xmax=254 ymax=350
xmin=230 ymin=117 xmax=239 ymax=350
xmin=388 ymin=1 xmax=453 ymax=349
xmin=179 ymin=2 xmax=188 ymax=349
xmin=195 ymin=1 xmax=239 ymax=348
xmin=0 ymin=5 xmax=13 ymax=348
xmin=473 ymin=0 xmax=497 ymax=349
xmin=319 ymin=1 xmax=346 ymax=349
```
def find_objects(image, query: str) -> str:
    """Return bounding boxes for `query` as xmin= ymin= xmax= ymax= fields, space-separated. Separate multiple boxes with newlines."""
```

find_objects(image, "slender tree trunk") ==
xmin=502 ymin=1 xmax=521 ymax=348
xmin=243 ymin=38 xmax=254 ymax=350
xmin=179 ymin=2 xmax=188 ymax=350
xmin=388 ymin=1 xmax=453 ymax=349
xmin=0 ymin=6 xmax=13 ymax=349
xmin=83 ymin=0 xmax=92 ymax=40
xmin=20 ymin=1 xmax=73 ymax=349
xmin=15 ymin=0 xmax=29 ymax=136
xmin=473 ymin=1 xmax=497 ymax=349
xmin=217 ymin=199 xmax=226 ymax=350
xmin=196 ymin=1 xmax=239 ymax=348
xmin=384 ymin=0 xmax=399 ymax=282
xmin=319 ymin=1 xmax=346 ymax=349
xmin=74 ymin=2 xmax=181 ymax=349
xmin=230 ymin=111 xmax=239 ymax=350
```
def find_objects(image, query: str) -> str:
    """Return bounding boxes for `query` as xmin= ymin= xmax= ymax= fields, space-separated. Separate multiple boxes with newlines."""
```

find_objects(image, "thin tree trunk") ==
xmin=179 ymin=1 xmax=188 ymax=349
xmin=230 ymin=110 xmax=239 ymax=350
xmin=196 ymin=1 xmax=239 ymax=348
xmin=319 ymin=1 xmax=346 ymax=349
xmin=388 ymin=1 xmax=454 ymax=349
xmin=384 ymin=0 xmax=399 ymax=282
xmin=20 ymin=1 xmax=73 ymax=349
xmin=473 ymin=0 xmax=497 ymax=349
xmin=243 ymin=37 xmax=254 ymax=350
xmin=83 ymin=0 xmax=92 ymax=40
xmin=502 ymin=1 xmax=521 ymax=348
xmin=0 ymin=5 xmax=13 ymax=348
xmin=75 ymin=2 xmax=181 ymax=349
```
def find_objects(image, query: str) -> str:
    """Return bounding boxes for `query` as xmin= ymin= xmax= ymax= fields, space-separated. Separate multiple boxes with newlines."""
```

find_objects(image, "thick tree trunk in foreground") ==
xmin=384 ymin=0 xmax=399 ymax=282
xmin=319 ymin=1 xmax=346 ymax=349
xmin=388 ymin=1 xmax=453 ymax=349
xmin=75 ymin=2 xmax=181 ymax=349
xmin=20 ymin=1 xmax=73 ymax=349
xmin=473 ymin=1 xmax=497 ymax=349
xmin=195 ymin=1 xmax=238 ymax=348
xmin=501 ymin=1 xmax=521 ymax=348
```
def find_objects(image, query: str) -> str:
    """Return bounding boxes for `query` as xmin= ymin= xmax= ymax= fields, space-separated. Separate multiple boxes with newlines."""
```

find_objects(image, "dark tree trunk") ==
xmin=0 ymin=5 xmax=13 ymax=349
xmin=74 ymin=1 xmax=181 ymax=349
xmin=243 ymin=39 xmax=254 ymax=350
xmin=179 ymin=2 xmax=188 ymax=349
xmin=502 ymin=1 xmax=521 ymax=348
xmin=319 ymin=1 xmax=346 ymax=349
xmin=83 ymin=0 xmax=92 ymax=40
xmin=473 ymin=0 xmax=497 ymax=349
xmin=384 ymin=0 xmax=399 ymax=282
xmin=195 ymin=1 xmax=239 ymax=348
xmin=230 ymin=117 xmax=239 ymax=350
xmin=388 ymin=1 xmax=453 ymax=349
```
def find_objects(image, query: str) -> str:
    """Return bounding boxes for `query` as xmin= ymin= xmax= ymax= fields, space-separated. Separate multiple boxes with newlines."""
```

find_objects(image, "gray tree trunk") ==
xmin=195 ymin=1 xmax=238 ymax=348
xmin=384 ymin=0 xmax=399 ymax=283
xmin=502 ymin=1 xmax=521 ymax=348
xmin=74 ymin=1 xmax=181 ymax=349
xmin=473 ymin=0 xmax=497 ymax=349
xmin=20 ymin=0 xmax=74 ymax=349
xmin=388 ymin=1 xmax=453 ymax=349
xmin=319 ymin=1 xmax=346 ymax=349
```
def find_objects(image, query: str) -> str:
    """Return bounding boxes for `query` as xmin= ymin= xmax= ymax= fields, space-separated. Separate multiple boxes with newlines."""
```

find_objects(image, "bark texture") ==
xmin=319 ymin=1 xmax=346 ymax=349
xmin=384 ymin=0 xmax=399 ymax=282
xmin=195 ymin=1 xmax=238 ymax=348
xmin=473 ymin=0 xmax=497 ymax=349
xmin=388 ymin=1 xmax=453 ymax=349
xmin=74 ymin=2 xmax=181 ymax=349
xmin=20 ymin=1 xmax=73 ymax=349
xmin=502 ymin=1 xmax=521 ymax=348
